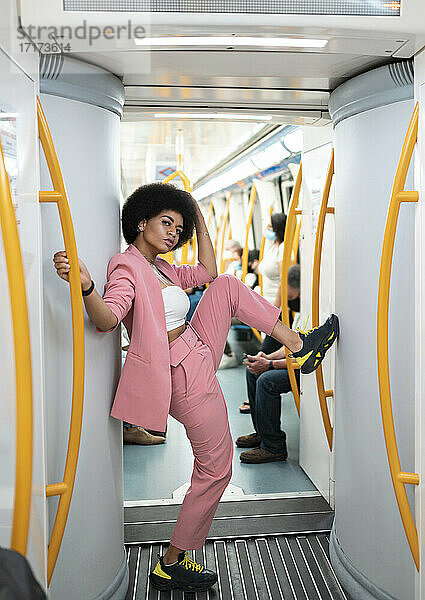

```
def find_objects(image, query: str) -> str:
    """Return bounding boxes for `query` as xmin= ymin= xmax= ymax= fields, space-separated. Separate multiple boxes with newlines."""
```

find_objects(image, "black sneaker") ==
xmin=291 ymin=314 xmax=339 ymax=374
xmin=149 ymin=552 xmax=218 ymax=592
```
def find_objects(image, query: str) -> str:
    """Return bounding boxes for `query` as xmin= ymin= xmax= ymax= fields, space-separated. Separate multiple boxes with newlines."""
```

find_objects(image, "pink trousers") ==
xmin=168 ymin=274 xmax=280 ymax=550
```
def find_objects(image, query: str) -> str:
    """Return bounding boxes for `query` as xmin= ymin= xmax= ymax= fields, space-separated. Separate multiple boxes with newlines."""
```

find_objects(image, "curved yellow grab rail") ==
xmin=280 ymin=164 xmax=302 ymax=416
xmin=377 ymin=103 xmax=419 ymax=570
xmin=312 ymin=149 xmax=335 ymax=451
xmin=163 ymin=170 xmax=193 ymax=264
xmin=258 ymin=206 xmax=274 ymax=296
xmin=219 ymin=194 xmax=232 ymax=274
xmin=37 ymin=98 xmax=85 ymax=584
xmin=163 ymin=169 xmax=192 ymax=192
xmin=241 ymin=186 xmax=262 ymax=343
xmin=0 ymin=141 xmax=33 ymax=556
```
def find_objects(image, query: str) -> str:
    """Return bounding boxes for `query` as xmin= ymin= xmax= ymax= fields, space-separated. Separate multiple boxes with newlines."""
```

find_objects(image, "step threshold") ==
xmin=125 ymin=493 xmax=333 ymax=545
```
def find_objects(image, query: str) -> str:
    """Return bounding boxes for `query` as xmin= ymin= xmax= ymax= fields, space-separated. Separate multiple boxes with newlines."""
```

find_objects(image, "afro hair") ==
xmin=121 ymin=182 xmax=197 ymax=248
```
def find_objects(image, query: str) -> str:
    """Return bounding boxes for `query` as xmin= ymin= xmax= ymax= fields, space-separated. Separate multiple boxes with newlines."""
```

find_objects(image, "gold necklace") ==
xmin=141 ymin=252 xmax=156 ymax=264
xmin=152 ymin=264 xmax=172 ymax=286
xmin=141 ymin=252 xmax=173 ymax=286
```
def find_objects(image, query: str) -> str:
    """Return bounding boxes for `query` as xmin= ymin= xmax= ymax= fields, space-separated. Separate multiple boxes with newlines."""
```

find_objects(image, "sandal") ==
xmin=239 ymin=401 xmax=251 ymax=414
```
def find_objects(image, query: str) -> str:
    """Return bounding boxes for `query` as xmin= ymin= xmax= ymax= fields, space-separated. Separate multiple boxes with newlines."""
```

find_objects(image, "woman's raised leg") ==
xmin=190 ymin=274 xmax=339 ymax=374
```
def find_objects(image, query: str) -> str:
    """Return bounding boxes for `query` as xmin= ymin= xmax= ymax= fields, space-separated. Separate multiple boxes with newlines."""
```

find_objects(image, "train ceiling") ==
xmin=19 ymin=0 xmax=425 ymax=123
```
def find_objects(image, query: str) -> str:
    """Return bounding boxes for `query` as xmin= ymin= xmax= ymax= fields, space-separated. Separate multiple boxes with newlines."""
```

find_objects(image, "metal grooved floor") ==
xmin=125 ymin=533 xmax=350 ymax=600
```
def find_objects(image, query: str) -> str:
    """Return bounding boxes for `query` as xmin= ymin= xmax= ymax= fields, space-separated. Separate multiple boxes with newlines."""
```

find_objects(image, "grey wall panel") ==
xmin=39 ymin=93 xmax=126 ymax=600
xmin=333 ymin=99 xmax=415 ymax=599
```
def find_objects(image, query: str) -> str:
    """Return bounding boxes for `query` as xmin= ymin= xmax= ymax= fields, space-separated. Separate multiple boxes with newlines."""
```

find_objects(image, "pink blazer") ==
xmin=100 ymin=244 xmax=213 ymax=431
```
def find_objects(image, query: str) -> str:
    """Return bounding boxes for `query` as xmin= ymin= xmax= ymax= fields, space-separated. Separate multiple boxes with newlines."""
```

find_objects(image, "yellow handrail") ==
xmin=241 ymin=186 xmax=262 ymax=342
xmin=206 ymin=199 xmax=214 ymax=230
xmin=219 ymin=193 xmax=232 ymax=274
xmin=312 ymin=149 xmax=335 ymax=451
xmin=258 ymin=206 xmax=274 ymax=296
xmin=214 ymin=212 xmax=223 ymax=258
xmin=163 ymin=170 xmax=194 ymax=265
xmin=377 ymin=103 xmax=419 ymax=570
xmin=292 ymin=217 xmax=302 ymax=264
xmin=37 ymin=98 xmax=85 ymax=584
xmin=241 ymin=185 xmax=256 ymax=283
xmin=280 ymin=164 xmax=302 ymax=416
xmin=202 ymin=201 xmax=215 ymax=279
xmin=161 ymin=252 xmax=174 ymax=264
xmin=0 ymin=141 xmax=33 ymax=556
xmin=180 ymin=242 xmax=190 ymax=265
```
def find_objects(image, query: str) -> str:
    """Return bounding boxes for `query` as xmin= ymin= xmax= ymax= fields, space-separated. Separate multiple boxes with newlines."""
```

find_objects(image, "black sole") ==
xmin=236 ymin=443 xmax=261 ymax=448
xmin=301 ymin=314 xmax=339 ymax=375
xmin=149 ymin=573 xmax=217 ymax=592
xmin=240 ymin=454 xmax=287 ymax=463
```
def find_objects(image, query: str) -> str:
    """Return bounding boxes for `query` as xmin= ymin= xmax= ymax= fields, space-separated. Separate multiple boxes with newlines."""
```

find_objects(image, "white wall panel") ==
xmin=414 ymin=48 xmax=425 ymax=600
xmin=0 ymin=34 xmax=47 ymax=593
xmin=299 ymin=123 xmax=335 ymax=503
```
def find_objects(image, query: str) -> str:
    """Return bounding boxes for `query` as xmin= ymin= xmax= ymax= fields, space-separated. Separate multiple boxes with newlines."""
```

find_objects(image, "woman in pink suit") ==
xmin=54 ymin=183 xmax=339 ymax=593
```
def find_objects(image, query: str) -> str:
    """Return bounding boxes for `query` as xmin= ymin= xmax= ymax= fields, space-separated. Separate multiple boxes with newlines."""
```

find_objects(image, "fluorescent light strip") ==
xmin=136 ymin=36 xmax=328 ymax=48
xmin=154 ymin=113 xmax=272 ymax=120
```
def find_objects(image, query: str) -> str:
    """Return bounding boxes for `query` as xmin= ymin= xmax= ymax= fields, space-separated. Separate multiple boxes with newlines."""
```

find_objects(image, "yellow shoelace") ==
xmin=179 ymin=553 xmax=204 ymax=573
xmin=296 ymin=314 xmax=319 ymax=338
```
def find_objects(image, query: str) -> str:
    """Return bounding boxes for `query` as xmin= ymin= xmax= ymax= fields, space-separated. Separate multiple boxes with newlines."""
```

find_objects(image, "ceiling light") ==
xmin=193 ymin=159 xmax=258 ymax=200
xmin=229 ymin=160 xmax=258 ymax=181
xmin=136 ymin=36 xmax=328 ymax=48
xmin=154 ymin=113 xmax=272 ymax=121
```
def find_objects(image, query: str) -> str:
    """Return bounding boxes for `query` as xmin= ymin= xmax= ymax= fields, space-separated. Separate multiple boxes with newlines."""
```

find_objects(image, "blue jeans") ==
xmin=187 ymin=290 xmax=204 ymax=321
xmin=246 ymin=367 xmax=300 ymax=454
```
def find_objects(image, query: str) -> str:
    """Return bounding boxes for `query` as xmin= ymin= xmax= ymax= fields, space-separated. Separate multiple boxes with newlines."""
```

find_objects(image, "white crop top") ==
xmin=162 ymin=285 xmax=190 ymax=332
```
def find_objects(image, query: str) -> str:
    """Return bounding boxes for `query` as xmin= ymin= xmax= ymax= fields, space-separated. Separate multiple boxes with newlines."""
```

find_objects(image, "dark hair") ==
xmin=248 ymin=249 xmax=260 ymax=264
xmin=271 ymin=212 xmax=287 ymax=245
xmin=288 ymin=264 xmax=300 ymax=291
xmin=121 ymin=183 xmax=197 ymax=248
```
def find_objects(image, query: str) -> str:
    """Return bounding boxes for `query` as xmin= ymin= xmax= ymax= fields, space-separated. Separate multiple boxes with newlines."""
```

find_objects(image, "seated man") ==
xmin=236 ymin=264 xmax=300 ymax=463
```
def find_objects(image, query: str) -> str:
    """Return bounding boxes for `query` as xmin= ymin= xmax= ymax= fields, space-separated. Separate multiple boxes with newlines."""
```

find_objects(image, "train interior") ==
xmin=1 ymin=1 xmax=425 ymax=599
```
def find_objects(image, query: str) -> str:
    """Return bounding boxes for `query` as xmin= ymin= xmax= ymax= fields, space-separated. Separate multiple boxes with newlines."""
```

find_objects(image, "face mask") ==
xmin=288 ymin=297 xmax=300 ymax=312
xmin=264 ymin=229 xmax=277 ymax=241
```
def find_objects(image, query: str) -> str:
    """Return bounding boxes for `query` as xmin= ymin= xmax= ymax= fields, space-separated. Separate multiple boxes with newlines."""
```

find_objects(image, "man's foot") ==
xmin=291 ymin=314 xmax=339 ymax=374
xmin=239 ymin=401 xmax=251 ymax=414
xmin=240 ymin=447 xmax=287 ymax=463
xmin=236 ymin=433 xmax=261 ymax=448
xmin=123 ymin=426 xmax=165 ymax=445
xmin=149 ymin=552 xmax=218 ymax=592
